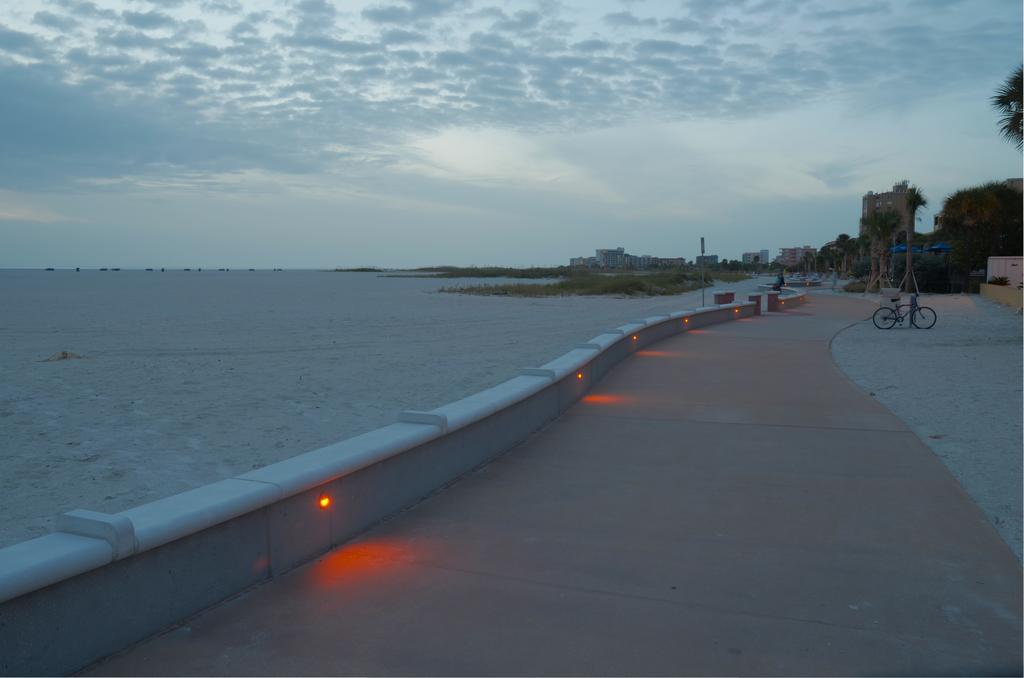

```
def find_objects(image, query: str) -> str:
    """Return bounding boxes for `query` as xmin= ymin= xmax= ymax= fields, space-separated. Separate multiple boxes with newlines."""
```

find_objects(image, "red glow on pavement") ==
xmin=311 ymin=538 xmax=427 ymax=589
xmin=582 ymin=393 xmax=631 ymax=405
xmin=636 ymin=350 xmax=686 ymax=358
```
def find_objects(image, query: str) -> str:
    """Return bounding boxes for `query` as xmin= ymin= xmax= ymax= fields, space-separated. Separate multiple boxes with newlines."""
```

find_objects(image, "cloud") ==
xmin=33 ymin=11 xmax=80 ymax=32
xmin=397 ymin=127 xmax=619 ymax=200
xmin=380 ymin=29 xmax=427 ymax=45
xmin=0 ymin=194 xmax=72 ymax=223
xmin=122 ymin=10 xmax=178 ymax=30
xmin=571 ymin=39 xmax=613 ymax=52
xmin=281 ymin=35 xmax=377 ymax=53
xmin=602 ymin=11 xmax=658 ymax=28
xmin=492 ymin=10 xmax=542 ymax=33
xmin=49 ymin=0 xmax=118 ymax=21
xmin=362 ymin=0 xmax=466 ymax=24
xmin=660 ymin=17 xmax=701 ymax=33
xmin=0 ymin=24 xmax=44 ymax=57
xmin=0 ymin=0 xmax=1017 ymax=195
xmin=0 ymin=63 xmax=313 ymax=189
xmin=201 ymin=0 xmax=242 ymax=13
xmin=806 ymin=2 xmax=889 ymax=21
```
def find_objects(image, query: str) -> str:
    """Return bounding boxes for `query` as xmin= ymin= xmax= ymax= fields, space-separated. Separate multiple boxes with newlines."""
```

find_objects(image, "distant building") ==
xmin=741 ymin=250 xmax=770 ymax=265
xmin=861 ymin=180 xmax=911 ymax=235
xmin=776 ymin=246 xmax=816 ymax=267
xmin=595 ymin=247 xmax=627 ymax=268
xmin=569 ymin=248 xmax=688 ymax=269
xmin=695 ymin=255 xmax=718 ymax=266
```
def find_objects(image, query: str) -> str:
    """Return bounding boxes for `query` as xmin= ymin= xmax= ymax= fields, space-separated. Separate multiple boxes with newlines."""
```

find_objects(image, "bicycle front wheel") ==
xmin=912 ymin=306 xmax=937 ymax=329
xmin=872 ymin=307 xmax=898 ymax=329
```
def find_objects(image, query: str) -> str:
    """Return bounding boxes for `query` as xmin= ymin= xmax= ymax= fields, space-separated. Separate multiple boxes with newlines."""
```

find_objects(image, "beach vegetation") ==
xmin=701 ymin=269 xmax=749 ymax=282
xmin=890 ymin=255 xmax=955 ymax=293
xmin=988 ymin=276 xmax=1010 ymax=286
xmin=939 ymin=182 xmax=1023 ymax=274
xmin=441 ymin=270 xmax=716 ymax=297
xmin=408 ymin=266 xmax=568 ymax=279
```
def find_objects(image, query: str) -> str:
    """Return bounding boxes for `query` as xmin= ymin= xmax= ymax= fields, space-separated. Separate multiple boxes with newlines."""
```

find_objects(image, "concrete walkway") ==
xmin=87 ymin=295 xmax=1022 ymax=677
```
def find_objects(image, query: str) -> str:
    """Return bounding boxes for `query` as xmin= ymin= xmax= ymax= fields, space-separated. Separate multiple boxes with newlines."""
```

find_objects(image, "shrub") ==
xmin=891 ymin=255 xmax=952 ymax=293
xmin=843 ymin=280 xmax=867 ymax=293
xmin=988 ymin=276 xmax=1010 ymax=286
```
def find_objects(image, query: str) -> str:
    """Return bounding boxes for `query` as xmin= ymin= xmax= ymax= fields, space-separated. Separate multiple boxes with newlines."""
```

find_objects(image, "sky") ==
xmin=0 ymin=0 xmax=1021 ymax=268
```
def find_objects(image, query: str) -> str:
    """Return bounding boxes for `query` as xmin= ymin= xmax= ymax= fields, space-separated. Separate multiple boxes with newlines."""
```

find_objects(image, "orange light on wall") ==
xmin=318 ymin=494 xmax=332 ymax=509
xmin=781 ymin=301 xmax=785 ymax=305
xmin=683 ymin=318 xmax=690 ymax=325
xmin=576 ymin=371 xmax=583 ymax=380
xmin=631 ymin=334 xmax=638 ymax=341
xmin=734 ymin=308 xmax=739 ymax=314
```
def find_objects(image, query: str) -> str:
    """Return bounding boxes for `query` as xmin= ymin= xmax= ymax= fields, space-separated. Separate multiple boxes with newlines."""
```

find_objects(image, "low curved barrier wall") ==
xmin=980 ymin=283 xmax=1023 ymax=310
xmin=0 ymin=299 xmax=767 ymax=675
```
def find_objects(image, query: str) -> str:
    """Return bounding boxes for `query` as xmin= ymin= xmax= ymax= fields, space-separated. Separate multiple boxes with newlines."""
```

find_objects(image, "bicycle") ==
xmin=872 ymin=294 xmax=937 ymax=329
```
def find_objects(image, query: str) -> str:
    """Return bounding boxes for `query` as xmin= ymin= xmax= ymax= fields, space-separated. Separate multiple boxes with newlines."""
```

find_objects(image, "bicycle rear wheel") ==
xmin=912 ymin=306 xmax=937 ymax=329
xmin=872 ymin=307 xmax=898 ymax=329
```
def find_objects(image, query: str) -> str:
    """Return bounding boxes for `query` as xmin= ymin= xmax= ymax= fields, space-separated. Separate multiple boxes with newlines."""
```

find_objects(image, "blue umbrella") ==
xmin=925 ymin=242 xmax=952 ymax=252
xmin=890 ymin=244 xmax=923 ymax=253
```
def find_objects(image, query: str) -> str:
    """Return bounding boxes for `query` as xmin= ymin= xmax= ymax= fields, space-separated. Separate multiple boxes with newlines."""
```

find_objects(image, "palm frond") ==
xmin=991 ymin=65 xmax=1023 ymax=150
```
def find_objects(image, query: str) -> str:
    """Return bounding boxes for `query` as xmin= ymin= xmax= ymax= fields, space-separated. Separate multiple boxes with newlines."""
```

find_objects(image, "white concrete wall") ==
xmin=0 ymin=300 xmax=762 ymax=676
xmin=986 ymin=256 xmax=1023 ymax=288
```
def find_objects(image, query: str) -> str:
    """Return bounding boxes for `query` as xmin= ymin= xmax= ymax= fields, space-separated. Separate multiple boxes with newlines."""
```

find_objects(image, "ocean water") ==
xmin=0 ymin=269 xmax=760 ymax=547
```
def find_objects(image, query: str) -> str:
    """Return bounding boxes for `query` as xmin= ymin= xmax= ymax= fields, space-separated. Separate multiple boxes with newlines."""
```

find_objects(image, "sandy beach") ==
xmin=5 ymin=273 xmax=1020 ymax=563
xmin=0 ymin=270 xmax=765 ymax=548
xmin=830 ymin=291 xmax=1023 ymax=560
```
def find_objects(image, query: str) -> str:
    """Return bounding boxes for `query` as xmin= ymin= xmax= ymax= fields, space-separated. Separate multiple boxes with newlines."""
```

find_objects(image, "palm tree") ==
xmin=844 ymin=234 xmax=858 ymax=277
xmin=903 ymin=185 xmax=927 ymax=292
xmin=835 ymin=233 xmax=853 ymax=277
xmin=857 ymin=232 xmax=872 ymax=278
xmin=992 ymin=65 xmax=1023 ymax=150
xmin=814 ymin=252 xmax=828 ymax=273
xmin=861 ymin=210 xmax=902 ymax=292
xmin=801 ymin=250 xmax=815 ymax=275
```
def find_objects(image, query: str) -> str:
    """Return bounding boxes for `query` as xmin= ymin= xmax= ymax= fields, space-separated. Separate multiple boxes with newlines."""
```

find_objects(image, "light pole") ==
xmin=700 ymin=236 xmax=705 ymax=307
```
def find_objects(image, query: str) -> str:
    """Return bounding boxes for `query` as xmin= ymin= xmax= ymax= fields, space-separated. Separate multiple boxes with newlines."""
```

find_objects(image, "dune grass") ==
xmin=441 ymin=270 xmax=716 ymax=297
xmin=391 ymin=266 xmax=569 ymax=279
xmin=710 ymin=270 xmax=751 ymax=283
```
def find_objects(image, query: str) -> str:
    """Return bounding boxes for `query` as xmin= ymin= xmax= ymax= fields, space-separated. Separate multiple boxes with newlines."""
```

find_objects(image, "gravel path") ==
xmin=830 ymin=291 xmax=1023 ymax=560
